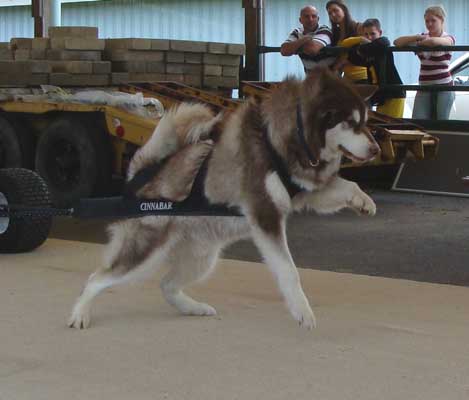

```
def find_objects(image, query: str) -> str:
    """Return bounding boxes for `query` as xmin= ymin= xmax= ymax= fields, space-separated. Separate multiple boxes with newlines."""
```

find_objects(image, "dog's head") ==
xmin=300 ymin=68 xmax=380 ymax=165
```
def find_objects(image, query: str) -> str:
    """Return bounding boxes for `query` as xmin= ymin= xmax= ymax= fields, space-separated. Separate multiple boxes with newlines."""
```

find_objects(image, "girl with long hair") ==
xmin=326 ymin=0 xmax=368 ymax=82
xmin=394 ymin=5 xmax=456 ymax=119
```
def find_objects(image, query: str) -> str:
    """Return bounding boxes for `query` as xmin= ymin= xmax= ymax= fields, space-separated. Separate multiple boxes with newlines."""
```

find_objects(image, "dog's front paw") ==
xmin=289 ymin=294 xmax=317 ymax=330
xmin=348 ymin=190 xmax=376 ymax=216
xmin=68 ymin=303 xmax=91 ymax=330
xmin=181 ymin=302 xmax=217 ymax=316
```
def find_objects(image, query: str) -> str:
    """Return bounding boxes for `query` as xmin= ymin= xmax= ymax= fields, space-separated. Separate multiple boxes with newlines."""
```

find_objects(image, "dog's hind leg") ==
xmin=68 ymin=218 xmax=177 ymax=329
xmin=160 ymin=240 xmax=220 ymax=316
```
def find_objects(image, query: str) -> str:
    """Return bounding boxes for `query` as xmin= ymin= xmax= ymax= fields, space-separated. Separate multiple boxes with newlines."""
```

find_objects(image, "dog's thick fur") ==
xmin=69 ymin=68 xmax=380 ymax=330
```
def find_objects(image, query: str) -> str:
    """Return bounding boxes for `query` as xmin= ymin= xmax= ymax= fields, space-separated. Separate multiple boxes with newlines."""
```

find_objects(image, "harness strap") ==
xmin=124 ymin=159 xmax=166 ymax=199
xmin=263 ymin=126 xmax=304 ymax=199
xmin=295 ymin=103 xmax=319 ymax=167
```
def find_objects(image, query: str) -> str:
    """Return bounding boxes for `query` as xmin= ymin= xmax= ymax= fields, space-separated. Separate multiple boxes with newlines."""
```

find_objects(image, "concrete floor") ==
xmin=1 ymin=239 xmax=469 ymax=400
xmin=50 ymin=189 xmax=469 ymax=286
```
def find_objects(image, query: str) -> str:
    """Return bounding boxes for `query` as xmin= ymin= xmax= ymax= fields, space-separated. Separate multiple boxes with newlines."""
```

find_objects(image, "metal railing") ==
xmin=258 ymin=44 xmax=469 ymax=124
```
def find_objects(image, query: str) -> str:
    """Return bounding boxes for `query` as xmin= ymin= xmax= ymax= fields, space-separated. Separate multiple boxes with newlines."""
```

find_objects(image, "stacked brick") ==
xmin=45 ymin=27 xmax=110 ymax=86
xmin=105 ymin=38 xmax=244 ymax=90
xmin=0 ymin=39 xmax=49 ymax=86
xmin=0 ymin=27 xmax=110 ymax=87
xmin=0 ymin=26 xmax=244 ymax=90
xmin=105 ymin=38 xmax=169 ymax=85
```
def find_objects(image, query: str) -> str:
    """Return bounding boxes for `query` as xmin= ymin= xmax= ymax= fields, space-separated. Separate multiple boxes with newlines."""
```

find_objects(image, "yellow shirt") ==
xmin=338 ymin=37 xmax=368 ymax=82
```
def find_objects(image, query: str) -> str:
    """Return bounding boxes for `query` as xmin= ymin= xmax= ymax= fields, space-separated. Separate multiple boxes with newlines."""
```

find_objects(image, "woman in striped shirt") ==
xmin=394 ymin=5 xmax=455 ymax=119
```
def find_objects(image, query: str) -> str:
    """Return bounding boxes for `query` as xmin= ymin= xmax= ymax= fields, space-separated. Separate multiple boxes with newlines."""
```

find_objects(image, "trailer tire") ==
xmin=0 ymin=116 xmax=34 ymax=169
xmin=0 ymin=168 xmax=52 ymax=253
xmin=35 ymin=116 xmax=111 ymax=207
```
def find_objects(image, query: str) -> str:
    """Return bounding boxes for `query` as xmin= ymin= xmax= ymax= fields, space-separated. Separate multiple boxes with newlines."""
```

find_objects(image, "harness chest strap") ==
xmin=296 ymin=103 xmax=320 ymax=168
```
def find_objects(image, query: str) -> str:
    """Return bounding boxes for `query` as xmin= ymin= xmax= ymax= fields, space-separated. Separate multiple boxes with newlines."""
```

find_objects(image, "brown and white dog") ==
xmin=69 ymin=68 xmax=380 ymax=330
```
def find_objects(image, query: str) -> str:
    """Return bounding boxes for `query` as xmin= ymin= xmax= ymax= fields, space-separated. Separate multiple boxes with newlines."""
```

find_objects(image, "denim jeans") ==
xmin=412 ymin=90 xmax=455 ymax=120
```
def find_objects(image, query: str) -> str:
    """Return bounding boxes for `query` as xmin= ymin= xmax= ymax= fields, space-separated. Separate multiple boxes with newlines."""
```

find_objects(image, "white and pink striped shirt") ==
xmin=417 ymin=31 xmax=456 ymax=85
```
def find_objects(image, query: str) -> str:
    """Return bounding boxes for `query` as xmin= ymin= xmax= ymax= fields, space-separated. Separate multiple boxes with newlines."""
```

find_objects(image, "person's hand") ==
xmin=419 ymin=38 xmax=434 ymax=46
xmin=415 ymin=34 xmax=427 ymax=43
xmin=360 ymin=37 xmax=371 ymax=44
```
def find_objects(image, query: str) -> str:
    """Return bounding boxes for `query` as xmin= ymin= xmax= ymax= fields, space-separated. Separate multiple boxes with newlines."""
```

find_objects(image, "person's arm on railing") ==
xmin=393 ymin=34 xmax=426 ymax=47
xmin=280 ymin=36 xmax=325 ymax=57
xmin=280 ymin=36 xmax=312 ymax=56
xmin=419 ymin=36 xmax=454 ymax=46
xmin=302 ymin=39 xmax=326 ymax=56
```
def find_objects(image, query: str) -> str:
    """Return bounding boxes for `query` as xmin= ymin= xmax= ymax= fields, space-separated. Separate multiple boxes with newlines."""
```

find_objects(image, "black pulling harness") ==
xmin=121 ymin=103 xmax=315 ymax=217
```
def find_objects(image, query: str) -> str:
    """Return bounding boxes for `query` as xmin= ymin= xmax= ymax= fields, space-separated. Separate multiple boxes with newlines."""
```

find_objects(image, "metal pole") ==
xmin=242 ymin=0 xmax=265 ymax=82
xmin=31 ymin=0 xmax=44 ymax=37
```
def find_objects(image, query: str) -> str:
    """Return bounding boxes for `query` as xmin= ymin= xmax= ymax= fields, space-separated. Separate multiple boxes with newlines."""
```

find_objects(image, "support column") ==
xmin=242 ymin=0 xmax=265 ymax=82
xmin=32 ymin=0 xmax=44 ymax=37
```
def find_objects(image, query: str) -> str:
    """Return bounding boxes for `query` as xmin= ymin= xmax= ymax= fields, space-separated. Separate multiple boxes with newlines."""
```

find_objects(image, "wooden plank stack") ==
xmin=0 ymin=26 xmax=245 ymax=90
xmin=106 ymin=38 xmax=244 ymax=90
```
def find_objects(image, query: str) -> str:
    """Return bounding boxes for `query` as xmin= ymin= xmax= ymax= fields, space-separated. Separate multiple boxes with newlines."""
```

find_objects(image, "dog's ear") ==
xmin=354 ymin=84 xmax=378 ymax=101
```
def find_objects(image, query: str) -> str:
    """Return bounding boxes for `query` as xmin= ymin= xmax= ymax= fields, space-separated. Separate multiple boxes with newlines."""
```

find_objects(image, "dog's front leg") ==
xmin=248 ymin=209 xmax=316 ymax=330
xmin=297 ymin=176 xmax=376 ymax=216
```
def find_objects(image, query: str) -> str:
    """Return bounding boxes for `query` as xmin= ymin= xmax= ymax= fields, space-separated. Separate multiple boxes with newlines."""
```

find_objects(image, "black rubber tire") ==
xmin=35 ymin=116 xmax=111 ymax=207
xmin=0 ymin=168 xmax=52 ymax=253
xmin=0 ymin=116 xmax=35 ymax=169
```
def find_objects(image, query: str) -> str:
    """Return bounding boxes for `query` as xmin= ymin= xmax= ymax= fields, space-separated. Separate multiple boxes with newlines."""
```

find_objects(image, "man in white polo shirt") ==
xmin=280 ymin=5 xmax=334 ymax=74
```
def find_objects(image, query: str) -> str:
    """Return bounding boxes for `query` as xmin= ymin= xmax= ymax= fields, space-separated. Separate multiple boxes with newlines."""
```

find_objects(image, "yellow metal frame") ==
xmin=0 ymin=100 xmax=158 ymax=147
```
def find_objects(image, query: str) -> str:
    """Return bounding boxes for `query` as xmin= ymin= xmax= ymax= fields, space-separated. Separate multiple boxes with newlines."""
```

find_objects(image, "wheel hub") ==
xmin=0 ymin=192 xmax=9 ymax=234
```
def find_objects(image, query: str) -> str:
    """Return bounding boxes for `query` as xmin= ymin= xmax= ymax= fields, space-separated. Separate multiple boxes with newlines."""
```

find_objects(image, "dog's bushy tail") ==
xmin=127 ymin=103 xmax=220 ymax=180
